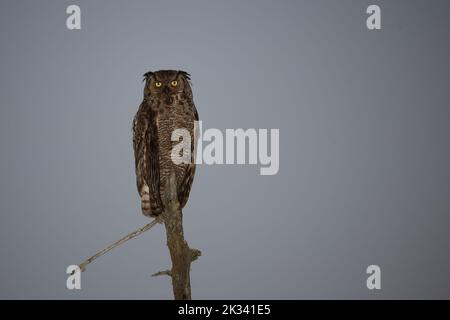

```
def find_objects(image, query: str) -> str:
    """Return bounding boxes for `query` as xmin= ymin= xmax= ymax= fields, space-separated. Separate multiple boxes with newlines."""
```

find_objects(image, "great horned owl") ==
xmin=132 ymin=70 xmax=199 ymax=217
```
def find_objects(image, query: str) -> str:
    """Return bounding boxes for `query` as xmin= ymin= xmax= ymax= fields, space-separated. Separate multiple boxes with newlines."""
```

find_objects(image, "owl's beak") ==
xmin=161 ymin=86 xmax=174 ymax=105
xmin=162 ymin=86 xmax=170 ymax=94
xmin=164 ymin=95 xmax=174 ymax=105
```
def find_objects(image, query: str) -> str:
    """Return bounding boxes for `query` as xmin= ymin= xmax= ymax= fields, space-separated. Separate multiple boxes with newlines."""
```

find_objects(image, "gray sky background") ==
xmin=0 ymin=0 xmax=449 ymax=299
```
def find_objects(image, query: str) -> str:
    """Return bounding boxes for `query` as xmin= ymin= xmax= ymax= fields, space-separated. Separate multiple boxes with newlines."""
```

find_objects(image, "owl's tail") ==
xmin=141 ymin=185 xmax=152 ymax=217
xmin=141 ymin=185 xmax=163 ymax=217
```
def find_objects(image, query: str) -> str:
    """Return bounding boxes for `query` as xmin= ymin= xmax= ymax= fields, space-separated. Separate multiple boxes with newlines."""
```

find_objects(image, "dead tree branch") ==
xmin=159 ymin=172 xmax=200 ymax=300
xmin=77 ymin=218 xmax=160 ymax=272
xmin=152 ymin=269 xmax=172 ymax=277
xmin=76 ymin=171 xmax=201 ymax=299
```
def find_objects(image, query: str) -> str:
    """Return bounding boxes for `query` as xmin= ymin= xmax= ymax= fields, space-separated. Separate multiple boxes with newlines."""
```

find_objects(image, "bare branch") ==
xmin=152 ymin=269 xmax=172 ymax=277
xmin=160 ymin=171 xmax=198 ymax=300
xmin=77 ymin=218 xmax=160 ymax=272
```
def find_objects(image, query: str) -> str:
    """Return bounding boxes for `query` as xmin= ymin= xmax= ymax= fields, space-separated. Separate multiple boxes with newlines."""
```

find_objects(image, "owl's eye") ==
xmin=170 ymin=80 xmax=178 ymax=87
xmin=154 ymin=82 xmax=162 ymax=88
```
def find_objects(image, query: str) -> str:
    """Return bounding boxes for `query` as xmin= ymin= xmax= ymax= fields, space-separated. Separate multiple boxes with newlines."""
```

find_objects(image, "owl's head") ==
xmin=143 ymin=70 xmax=192 ymax=104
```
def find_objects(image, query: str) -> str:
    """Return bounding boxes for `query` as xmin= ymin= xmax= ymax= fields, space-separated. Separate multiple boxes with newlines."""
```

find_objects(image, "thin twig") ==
xmin=78 ymin=218 xmax=160 ymax=272
xmin=152 ymin=269 xmax=172 ymax=277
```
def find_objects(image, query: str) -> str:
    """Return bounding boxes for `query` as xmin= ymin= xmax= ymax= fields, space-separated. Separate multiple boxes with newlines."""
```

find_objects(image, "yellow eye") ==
xmin=170 ymin=80 xmax=178 ymax=87
xmin=155 ymin=82 xmax=162 ymax=88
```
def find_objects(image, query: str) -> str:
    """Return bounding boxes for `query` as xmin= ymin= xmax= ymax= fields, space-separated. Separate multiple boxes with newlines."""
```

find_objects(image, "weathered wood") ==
xmin=161 ymin=172 xmax=197 ymax=300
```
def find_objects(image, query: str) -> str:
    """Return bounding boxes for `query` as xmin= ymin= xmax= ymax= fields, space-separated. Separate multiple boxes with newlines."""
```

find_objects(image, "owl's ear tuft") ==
xmin=143 ymin=71 xmax=154 ymax=82
xmin=178 ymin=70 xmax=191 ymax=81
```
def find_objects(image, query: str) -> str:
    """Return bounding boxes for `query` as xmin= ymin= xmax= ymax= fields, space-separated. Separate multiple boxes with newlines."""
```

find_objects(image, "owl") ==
xmin=132 ymin=70 xmax=199 ymax=217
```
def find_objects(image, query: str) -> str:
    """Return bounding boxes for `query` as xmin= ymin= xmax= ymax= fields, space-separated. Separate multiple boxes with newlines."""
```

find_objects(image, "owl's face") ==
xmin=144 ymin=70 xmax=191 ymax=105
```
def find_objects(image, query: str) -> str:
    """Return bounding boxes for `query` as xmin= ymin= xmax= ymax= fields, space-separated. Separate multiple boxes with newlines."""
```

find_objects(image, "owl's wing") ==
xmin=178 ymin=164 xmax=196 ymax=209
xmin=133 ymin=104 xmax=164 ymax=213
xmin=178 ymin=105 xmax=199 ymax=209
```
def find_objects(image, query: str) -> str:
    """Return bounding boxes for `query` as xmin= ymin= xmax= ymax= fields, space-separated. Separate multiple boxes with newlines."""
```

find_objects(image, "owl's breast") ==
xmin=156 ymin=101 xmax=196 ymax=152
xmin=156 ymin=100 xmax=196 ymax=195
